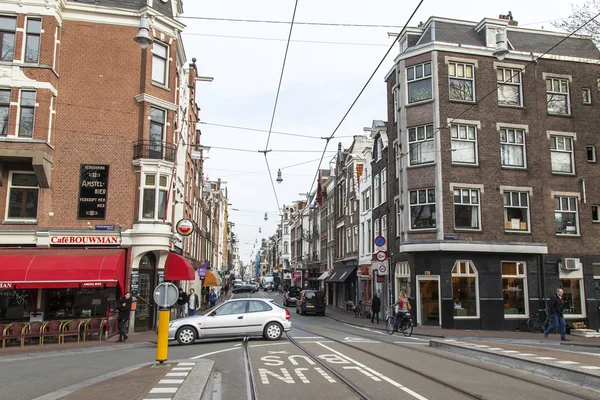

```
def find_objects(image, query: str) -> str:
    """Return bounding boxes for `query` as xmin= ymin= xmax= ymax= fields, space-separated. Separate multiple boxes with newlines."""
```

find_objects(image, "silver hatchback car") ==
xmin=168 ymin=298 xmax=291 ymax=345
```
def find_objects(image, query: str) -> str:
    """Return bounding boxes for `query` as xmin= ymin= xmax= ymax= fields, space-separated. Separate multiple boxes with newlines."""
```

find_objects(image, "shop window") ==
xmin=141 ymin=173 xmax=168 ymax=220
xmin=0 ymin=289 xmax=31 ymax=320
xmin=500 ymin=128 xmax=526 ymax=168
xmin=503 ymin=191 xmax=530 ymax=232
xmin=550 ymin=135 xmax=574 ymax=173
xmin=7 ymin=172 xmax=39 ymax=220
xmin=18 ymin=90 xmax=36 ymax=137
xmin=409 ymin=188 xmax=436 ymax=229
xmin=407 ymin=62 xmax=432 ymax=104
xmin=453 ymin=188 xmax=480 ymax=230
xmin=0 ymin=16 xmax=16 ymax=61
xmin=560 ymin=279 xmax=584 ymax=316
xmin=502 ymin=262 xmax=528 ymax=317
xmin=554 ymin=196 xmax=579 ymax=235
xmin=46 ymin=288 xmax=115 ymax=319
xmin=451 ymin=124 xmax=477 ymax=165
xmin=452 ymin=260 xmax=479 ymax=318
xmin=24 ymin=18 xmax=41 ymax=63
xmin=497 ymin=67 xmax=522 ymax=106
xmin=546 ymin=77 xmax=570 ymax=115
xmin=0 ymin=89 xmax=10 ymax=136
xmin=408 ymin=124 xmax=435 ymax=165
xmin=448 ymin=62 xmax=474 ymax=102
xmin=152 ymin=41 xmax=169 ymax=86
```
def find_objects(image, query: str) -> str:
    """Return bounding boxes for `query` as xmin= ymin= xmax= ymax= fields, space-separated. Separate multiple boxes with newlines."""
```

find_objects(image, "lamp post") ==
xmin=134 ymin=14 xmax=153 ymax=49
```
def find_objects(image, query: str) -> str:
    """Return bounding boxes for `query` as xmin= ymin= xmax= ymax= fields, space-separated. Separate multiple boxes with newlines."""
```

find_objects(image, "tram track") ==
xmin=242 ymin=337 xmax=259 ymax=400
xmin=294 ymin=325 xmax=599 ymax=400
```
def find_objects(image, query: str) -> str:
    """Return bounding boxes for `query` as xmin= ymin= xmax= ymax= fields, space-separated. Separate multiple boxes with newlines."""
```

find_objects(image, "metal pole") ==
xmin=156 ymin=308 xmax=170 ymax=363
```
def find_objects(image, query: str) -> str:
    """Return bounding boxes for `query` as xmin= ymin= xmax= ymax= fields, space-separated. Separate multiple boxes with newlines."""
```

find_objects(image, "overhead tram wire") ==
xmin=200 ymin=121 xmax=357 ymax=139
xmin=178 ymin=15 xmax=403 ymax=29
xmin=397 ymin=9 xmax=600 ymax=165
xmin=303 ymin=0 xmax=425 ymax=198
xmin=182 ymin=32 xmax=390 ymax=47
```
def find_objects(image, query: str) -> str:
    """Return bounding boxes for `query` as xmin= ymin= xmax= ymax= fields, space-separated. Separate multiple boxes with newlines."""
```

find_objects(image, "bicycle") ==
xmin=527 ymin=308 xmax=552 ymax=333
xmin=385 ymin=307 xmax=414 ymax=336
xmin=353 ymin=300 xmax=364 ymax=318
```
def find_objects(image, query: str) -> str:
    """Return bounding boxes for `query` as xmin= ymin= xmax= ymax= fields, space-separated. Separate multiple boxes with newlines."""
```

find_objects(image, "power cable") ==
xmin=182 ymin=32 xmax=389 ymax=47
xmin=200 ymin=121 xmax=357 ymax=139
xmin=178 ymin=15 xmax=404 ymax=28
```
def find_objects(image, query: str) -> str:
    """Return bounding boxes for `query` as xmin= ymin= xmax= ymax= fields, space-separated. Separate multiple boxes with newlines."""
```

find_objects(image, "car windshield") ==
xmin=305 ymin=291 xmax=323 ymax=300
xmin=288 ymin=288 xmax=301 ymax=296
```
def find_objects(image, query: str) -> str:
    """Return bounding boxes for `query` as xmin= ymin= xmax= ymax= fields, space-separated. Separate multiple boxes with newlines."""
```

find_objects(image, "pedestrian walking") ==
xmin=116 ymin=292 xmax=132 ymax=342
xmin=371 ymin=293 xmax=381 ymax=324
xmin=188 ymin=288 xmax=199 ymax=316
xmin=177 ymin=287 xmax=188 ymax=319
xmin=544 ymin=288 xmax=569 ymax=341
xmin=224 ymin=284 xmax=229 ymax=295
xmin=208 ymin=289 xmax=217 ymax=308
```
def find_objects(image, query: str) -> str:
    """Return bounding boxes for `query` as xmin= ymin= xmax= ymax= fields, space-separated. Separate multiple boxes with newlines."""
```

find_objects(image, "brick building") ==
xmin=386 ymin=14 xmax=600 ymax=330
xmin=0 ymin=0 xmax=218 ymax=332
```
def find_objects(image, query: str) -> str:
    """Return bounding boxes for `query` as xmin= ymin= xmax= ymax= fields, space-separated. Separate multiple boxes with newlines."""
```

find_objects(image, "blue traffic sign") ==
xmin=374 ymin=235 xmax=386 ymax=247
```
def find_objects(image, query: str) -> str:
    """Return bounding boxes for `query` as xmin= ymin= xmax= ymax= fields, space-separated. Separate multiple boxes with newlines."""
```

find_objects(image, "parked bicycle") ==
xmin=527 ymin=308 xmax=552 ymax=333
xmin=385 ymin=307 xmax=413 ymax=336
xmin=353 ymin=300 xmax=365 ymax=318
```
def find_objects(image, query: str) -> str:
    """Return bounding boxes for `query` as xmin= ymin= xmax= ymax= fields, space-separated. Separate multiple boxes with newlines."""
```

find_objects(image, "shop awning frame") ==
xmin=203 ymin=270 xmax=221 ymax=287
xmin=325 ymin=266 xmax=356 ymax=283
xmin=164 ymin=252 xmax=195 ymax=281
xmin=317 ymin=271 xmax=330 ymax=281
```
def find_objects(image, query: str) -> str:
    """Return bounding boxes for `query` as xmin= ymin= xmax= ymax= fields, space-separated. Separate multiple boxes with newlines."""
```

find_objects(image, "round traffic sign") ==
xmin=375 ymin=251 xmax=388 ymax=262
xmin=378 ymin=263 xmax=388 ymax=274
xmin=153 ymin=282 xmax=179 ymax=308
xmin=374 ymin=235 xmax=386 ymax=247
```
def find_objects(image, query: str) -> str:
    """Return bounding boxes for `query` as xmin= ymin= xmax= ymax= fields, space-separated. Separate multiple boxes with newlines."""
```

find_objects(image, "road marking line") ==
xmin=473 ymin=345 xmax=490 ymax=348
xmin=314 ymin=367 xmax=337 ymax=383
xmin=190 ymin=347 xmax=241 ymax=359
xmin=517 ymin=354 xmax=536 ymax=357
xmin=501 ymin=350 xmax=520 ymax=354
xmin=299 ymin=340 xmax=333 ymax=343
xmin=250 ymin=342 xmax=291 ymax=348
xmin=171 ymin=367 xmax=193 ymax=371
xmin=159 ymin=379 xmax=185 ymax=384
xmin=292 ymin=336 xmax=324 ymax=339
xmin=234 ymin=344 xmax=242 ymax=347
xmin=149 ymin=387 xmax=178 ymax=393
xmin=556 ymin=361 xmax=579 ymax=365
xmin=166 ymin=372 xmax=189 ymax=377
xmin=486 ymin=348 xmax=505 ymax=351
xmin=443 ymin=339 xmax=457 ymax=342
xmin=535 ymin=357 xmax=556 ymax=360
xmin=344 ymin=323 xmax=386 ymax=335
xmin=395 ymin=342 xmax=428 ymax=345
xmin=316 ymin=342 xmax=428 ymax=400
xmin=143 ymin=398 xmax=172 ymax=400
xmin=580 ymin=366 xmax=600 ymax=370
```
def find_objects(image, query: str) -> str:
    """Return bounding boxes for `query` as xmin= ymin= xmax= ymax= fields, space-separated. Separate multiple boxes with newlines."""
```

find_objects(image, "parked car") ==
xmin=283 ymin=286 xmax=302 ymax=307
xmin=232 ymin=285 xmax=254 ymax=294
xmin=169 ymin=298 xmax=291 ymax=345
xmin=252 ymin=283 xmax=260 ymax=293
xmin=296 ymin=290 xmax=326 ymax=316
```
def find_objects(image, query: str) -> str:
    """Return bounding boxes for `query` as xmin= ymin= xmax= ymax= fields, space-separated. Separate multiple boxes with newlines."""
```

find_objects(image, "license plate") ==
xmin=307 ymin=305 xmax=314 ymax=308
xmin=289 ymin=298 xmax=296 ymax=301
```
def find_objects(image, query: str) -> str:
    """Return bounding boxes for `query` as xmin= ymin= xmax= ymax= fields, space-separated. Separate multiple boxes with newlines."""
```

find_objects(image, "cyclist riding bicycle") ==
xmin=391 ymin=290 xmax=411 ymax=330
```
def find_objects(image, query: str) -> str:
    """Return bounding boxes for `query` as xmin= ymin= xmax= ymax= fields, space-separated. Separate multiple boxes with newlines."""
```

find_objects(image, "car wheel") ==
xmin=263 ymin=322 xmax=283 ymax=340
xmin=301 ymin=308 xmax=306 ymax=316
xmin=176 ymin=326 xmax=197 ymax=346
xmin=296 ymin=308 xmax=299 ymax=314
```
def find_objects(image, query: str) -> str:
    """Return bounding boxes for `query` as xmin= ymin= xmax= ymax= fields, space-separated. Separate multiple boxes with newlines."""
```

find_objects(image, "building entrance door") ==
xmin=134 ymin=270 xmax=155 ymax=331
xmin=417 ymin=276 xmax=440 ymax=327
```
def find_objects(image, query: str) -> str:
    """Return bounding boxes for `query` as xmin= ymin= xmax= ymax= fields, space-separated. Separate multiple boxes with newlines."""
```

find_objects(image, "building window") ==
xmin=448 ymin=62 xmax=474 ymax=102
xmin=450 ymin=124 xmax=477 ymax=164
xmin=451 ymin=260 xmax=479 ymax=318
xmin=502 ymin=262 xmax=528 ymax=317
xmin=367 ymin=219 xmax=372 ymax=254
xmin=546 ymin=77 xmax=570 ymax=115
xmin=373 ymin=174 xmax=380 ymax=206
xmin=6 ymin=172 xmax=39 ymax=220
xmin=362 ymin=188 xmax=370 ymax=212
xmin=0 ymin=16 xmax=16 ymax=61
xmin=500 ymin=128 xmax=526 ymax=167
xmin=550 ymin=136 xmax=574 ymax=173
xmin=284 ymin=241 xmax=289 ymax=254
xmin=560 ymin=278 xmax=584 ymax=316
xmin=381 ymin=215 xmax=387 ymax=233
xmin=0 ymin=89 xmax=10 ymax=136
xmin=582 ymin=88 xmax=592 ymax=104
xmin=504 ymin=191 xmax=529 ymax=232
xmin=554 ymin=196 xmax=579 ymax=235
xmin=497 ymin=68 xmax=522 ymax=106
xmin=152 ymin=41 xmax=168 ymax=85
xmin=407 ymin=62 xmax=432 ymax=104
xmin=593 ymin=205 xmax=600 ymax=222
xmin=453 ymin=188 xmax=480 ymax=230
xmin=24 ymin=18 xmax=41 ymax=63
xmin=353 ymin=226 xmax=358 ymax=252
xmin=381 ymin=168 xmax=387 ymax=203
xmin=393 ymin=88 xmax=398 ymax=123
xmin=376 ymin=137 xmax=384 ymax=161
xmin=150 ymin=107 xmax=166 ymax=156
xmin=346 ymin=228 xmax=351 ymax=254
xmin=142 ymin=173 xmax=168 ymax=220
xmin=284 ymin=226 xmax=289 ymax=235
xmin=408 ymin=124 xmax=434 ymax=165
xmin=373 ymin=218 xmax=380 ymax=246
xmin=18 ymin=91 xmax=36 ymax=137
xmin=587 ymin=146 xmax=596 ymax=163
xmin=395 ymin=199 xmax=401 ymax=236
xmin=409 ymin=188 xmax=435 ymax=230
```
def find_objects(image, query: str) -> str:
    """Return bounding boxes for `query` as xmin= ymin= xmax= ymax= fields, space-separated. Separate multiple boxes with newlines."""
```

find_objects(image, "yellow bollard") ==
xmin=156 ymin=308 xmax=170 ymax=363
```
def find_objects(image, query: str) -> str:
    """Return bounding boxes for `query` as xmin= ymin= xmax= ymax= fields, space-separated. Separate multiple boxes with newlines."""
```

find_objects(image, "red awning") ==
xmin=164 ymin=252 xmax=195 ymax=281
xmin=0 ymin=249 xmax=126 ymax=290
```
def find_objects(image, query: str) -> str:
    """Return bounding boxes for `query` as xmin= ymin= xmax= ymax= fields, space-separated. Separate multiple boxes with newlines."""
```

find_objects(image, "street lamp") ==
xmin=134 ymin=14 xmax=153 ymax=49
xmin=276 ymin=169 xmax=283 ymax=184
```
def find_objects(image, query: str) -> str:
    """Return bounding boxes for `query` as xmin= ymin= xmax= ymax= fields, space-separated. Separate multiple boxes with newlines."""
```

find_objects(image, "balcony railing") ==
xmin=133 ymin=140 xmax=177 ymax=162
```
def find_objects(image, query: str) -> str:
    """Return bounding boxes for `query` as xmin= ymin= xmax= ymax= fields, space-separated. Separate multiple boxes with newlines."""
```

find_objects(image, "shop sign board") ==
xmin=0 ymin=283 xmax=13 ymax=289
xmin=78 ymin=164 xmax=109 ymax=219
xmin=158 ymin=271 xmax=165 ymax=284
xmin=82 ymin=282 xmax=103 ymax=288
xmin=50 ymin=235 xmax=119 ymax=245
xmin=130 ymin=271 xmax=139 ymax=295
xmin=293 ymin=272 xmax=301 ymax=279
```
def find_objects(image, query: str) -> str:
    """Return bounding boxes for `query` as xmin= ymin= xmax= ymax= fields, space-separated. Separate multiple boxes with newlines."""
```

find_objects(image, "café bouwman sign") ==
xmin=78 ymin=164 xmax=109 ymax=219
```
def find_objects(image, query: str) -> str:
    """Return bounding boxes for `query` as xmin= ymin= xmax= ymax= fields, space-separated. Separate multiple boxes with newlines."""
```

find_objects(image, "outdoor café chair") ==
xmin=0 ymin=323 xmax=7 ymax=348
xmin=21 ymin=321 xmax=44 ymax=346
xmin=3 ymin=322 xmax=27 ymax=348
xmin=60 ymin=320 xmax=83 ymax=344
xmin=84 ymin=318 xmax=104 ymax=341
xmin=42 ymin=320 xmax=62 ymax=345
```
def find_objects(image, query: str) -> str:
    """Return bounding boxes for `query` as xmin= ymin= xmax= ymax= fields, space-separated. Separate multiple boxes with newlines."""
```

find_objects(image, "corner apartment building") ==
xmin=0 ymin=0 xmax=212 ymax=332
xmin=387 ymin=14 xmax=600 ymax=330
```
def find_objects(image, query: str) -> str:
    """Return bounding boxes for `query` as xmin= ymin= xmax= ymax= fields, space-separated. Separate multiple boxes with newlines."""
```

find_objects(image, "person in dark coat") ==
xmin=177 ymin=287 xmax=189 ymax=319
xmin=208 ymin=289 xmax=217 ymax=308
xmin=116 ymin=292 xmax=132 ymax=342
xmin=544 ymin=288 xmax=568 ymax=341
xmin=371 ymin=293 xmax=382 ymax=324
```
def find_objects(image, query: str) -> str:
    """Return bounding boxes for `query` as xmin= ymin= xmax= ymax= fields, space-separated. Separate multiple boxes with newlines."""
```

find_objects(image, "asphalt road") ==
xmin=1 ymin=290 xmax=598 ymax=400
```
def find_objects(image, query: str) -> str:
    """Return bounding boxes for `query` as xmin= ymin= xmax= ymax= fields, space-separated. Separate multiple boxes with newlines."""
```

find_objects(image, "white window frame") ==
xmin=284 ymin=241 xmax=289 ymax=254
xmin=450 ymin=124 xmax=478 ymax=165
xmin=381 ymin=168 xmax=387 ymax=204
xmin=362 ymin=188 xmax=371 ymax=212
xmin=453 ymin=188 xmax=481 ymax=230
xmin=406 ymin=62 xmax=432 ymax=104
xmin=451 ymin=260 xmax=479 ymax=319
xmin=395 ymin=198 xmax=401 ymax=237
xmin=550 ymin=135 xmax=575 ymax=174
xmin=582 ymin=87 xmax=592 ymax=105
xmin=376 ymin=137 xmax=383 ymax=161
xmin=587 ymin=145 xmax=596 ymax=163
xmin=361 ymin=221 xmax=365 ymax=255
xmin=497 ymin=67 xmax=523 ymax=107
xmin=393 ymin=87 xmax=399 ymax=123
xmin=0 ymin=87 xmax=10 ymax=136
xmin=408 ymin=124 xmax=435 ymax=166
xmin=593 ymin=205 xmax=600 ymax=223
xmin=346 ymin=228 xmax=352 ymax=254
xmin=546 ymin=77 xmax=571 ymax=115
xmin=140 ymin=172 xmax=169 ymax=220
xmin=501 ymin=261 xmax=529 ymax=318
xmin=559 ymin=271 xmax=586 ymax=318
xmin=152 ymin=41 xmax=169 ymax=87
xmin=5 ymin=171 xmax=39 ymax=222
xmin=448 ymin=62 xmax=475 ymax=102
xmin=17 ymin=89 xmax=36 ymax=138
xmin=503 ymin=191 xmax=530 ymax=233
xmin=23 ymin=17 xmax=41 ymax=64
xmin=409 ymin=188 xmax=436 ymax=230
xmin=373 ymin=218 xmax=380 ymax=252
xmin=500 ymin=127 xmax=527 ymax=168
xmin=353 ymin=225 xmax=358 ymax=252
xmin=554 ymin=195 xmax=579 ymax=236
xmin=373 ymin=174 xmax=380 ymax=207
xmin=366 ymin=219 xmax=372 ymax=254
xmin=381 ymin=215 xmax=387 ymax=233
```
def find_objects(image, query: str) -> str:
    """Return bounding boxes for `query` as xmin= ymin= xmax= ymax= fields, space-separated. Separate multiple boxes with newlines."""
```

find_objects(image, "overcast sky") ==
xmin=180 ymin=0 xmax=586 ymax=264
